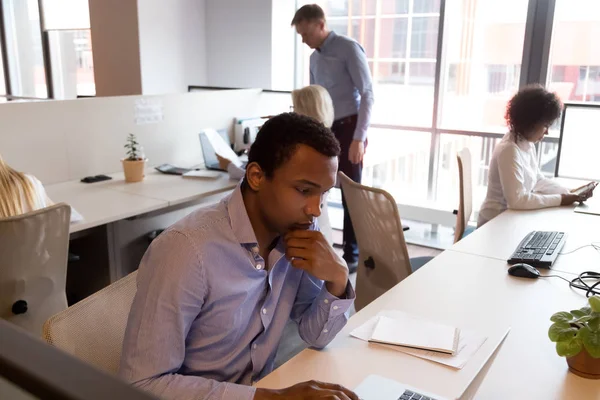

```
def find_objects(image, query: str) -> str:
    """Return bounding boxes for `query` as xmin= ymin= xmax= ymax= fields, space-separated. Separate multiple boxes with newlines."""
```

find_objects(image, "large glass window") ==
xmin=2 ymin=0 xmax=47 ymax=98
xmin=0 ymin=39 xmax=6 ymax=102
xmin=293 ymin=0 xmax=586 ymax=227
xmin=43 ymin=0 xmax=94 ymax=98
xmin=439 ymin=0 xmax=528 ymax=133
xmin=300 ymin=0 xmax=441 ymax=127
xmin=48 ymin=29 xmax=95 ymax=98
xmin=547 ymin=0 xmax=600 ymax=103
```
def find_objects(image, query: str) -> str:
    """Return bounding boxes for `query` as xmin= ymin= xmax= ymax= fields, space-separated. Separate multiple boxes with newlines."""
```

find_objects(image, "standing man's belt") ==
xmin=332 ymin=114 xmax=358 ymax=126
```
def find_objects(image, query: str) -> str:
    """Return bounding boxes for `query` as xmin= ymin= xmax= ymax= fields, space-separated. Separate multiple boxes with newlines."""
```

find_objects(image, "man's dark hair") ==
xmin=245 ymin=112 xmax=340 ymax=181
xmin=505 ymin=84 xmax=563 ymax=141
xmin=291 ymin=4 xmax=325 ymax=26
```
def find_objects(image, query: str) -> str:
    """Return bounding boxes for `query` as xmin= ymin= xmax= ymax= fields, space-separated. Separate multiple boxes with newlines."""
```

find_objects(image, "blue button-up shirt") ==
xmin=310 ymin=31 xmax=374 ymax=142
xmin=119 ymin=185 xmax=355 ymax=400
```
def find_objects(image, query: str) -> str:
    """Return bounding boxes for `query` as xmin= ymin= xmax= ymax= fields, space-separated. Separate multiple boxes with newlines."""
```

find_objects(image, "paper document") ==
xmin=351 ymin=310 xmax=487 ymax=369
xmin=182 ymin=170 xmax=221 ymax=180
xmin=369 ymin=315 xmax=460 ymax=355
xmin=70 ymin=207 xmax=84 ymax=223
xmin=203 ymin=129 xmax=243 ymax=167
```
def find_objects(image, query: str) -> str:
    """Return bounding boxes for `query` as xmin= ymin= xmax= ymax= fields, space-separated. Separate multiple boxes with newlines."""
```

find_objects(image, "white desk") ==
xmin=46 ymin=169 xmax=238 ymax=234
xmin=451 ymin=207 xmax=600 ymax=275
xmin=45 ymin=180 xmax=168 ymax=234
xmin=256 ymin=250 xmax=596 ymax=399
xmin=46 ymin=169 xmax=238 ymax=286
xmin=101 ymin=170 xmax=238 ymax=207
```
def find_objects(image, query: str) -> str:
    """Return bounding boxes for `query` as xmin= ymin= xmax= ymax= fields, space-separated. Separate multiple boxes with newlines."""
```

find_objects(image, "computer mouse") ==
xmin=508 ymin=263 xmax=540 ymax=279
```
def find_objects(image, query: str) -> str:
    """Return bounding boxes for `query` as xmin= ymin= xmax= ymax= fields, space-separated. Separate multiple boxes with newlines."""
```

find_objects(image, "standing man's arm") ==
xmin=347 ymin=42 xmax=374 ymax=164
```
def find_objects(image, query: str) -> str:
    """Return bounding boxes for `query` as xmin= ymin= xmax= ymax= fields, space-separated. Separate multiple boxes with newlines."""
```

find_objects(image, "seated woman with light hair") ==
xmin=0 ymin=153 xmax=82 ymax=221
xmin=217 ymin=85 xmax=336 ymax=243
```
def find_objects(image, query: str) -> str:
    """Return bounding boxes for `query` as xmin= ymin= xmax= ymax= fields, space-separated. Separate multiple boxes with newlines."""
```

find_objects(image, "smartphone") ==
xmin=572 ymin=181 xmax=598 ymax=196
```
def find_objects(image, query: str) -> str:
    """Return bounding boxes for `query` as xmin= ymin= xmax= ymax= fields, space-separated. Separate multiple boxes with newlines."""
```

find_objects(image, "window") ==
xmin=547 ymin=0 xmax=600 ymax=104
xmin=439 ymin=0 xmax=527 ymax=133
xmin=0 ymin=39 xmax=6 ymax=102
xmin=410 ymin=16 xmax=438 ymax=58
xmin=294 ymin=0 xmax=579 ymax=227
xmin=2 ymin=0 xmax=48 ymax=98
xmin=43 ymin=0 xmax=94 ymax=98
xmin=0 ymin=0 xmax=93 ymax=99
xmin=48 ymin=29 xmax=95 ymax=98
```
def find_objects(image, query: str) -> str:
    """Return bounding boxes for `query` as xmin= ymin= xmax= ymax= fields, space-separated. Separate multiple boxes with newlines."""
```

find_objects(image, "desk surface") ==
xmin=256 ymin=250 xmax=596 ymax=399
xmin=46 ymin=180 xmax=167 ymax=233
xmin=101 ymin=170 xmax=237 ymax=206
xmin=46 ymin=169 xmax=238 ymax=233
xmin=450 ymin=207 xmax=600 ymax=275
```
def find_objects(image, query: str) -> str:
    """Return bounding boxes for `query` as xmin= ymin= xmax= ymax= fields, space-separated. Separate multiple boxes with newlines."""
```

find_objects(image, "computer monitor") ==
xmin=555 ymin=103 xmax=600 ymax=181
xmin=0 ymin=320 xmax=158 ymax=400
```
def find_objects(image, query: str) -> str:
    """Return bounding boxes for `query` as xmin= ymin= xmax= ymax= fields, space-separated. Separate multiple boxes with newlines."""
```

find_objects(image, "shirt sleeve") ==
xmin=346 ymin=42 xmax=374 ymax=142
xmin=118 ymin=231 xmax=255 ymax=400
xmin=290 ymin=272 xmax=355 ymax=349
xmin=534 ymin=169 xmax=570 ymax=195
xmin=227 ymin=163 xmax=246 ymax=181
xmin=496 ymin=145 xmax=562 ymax=210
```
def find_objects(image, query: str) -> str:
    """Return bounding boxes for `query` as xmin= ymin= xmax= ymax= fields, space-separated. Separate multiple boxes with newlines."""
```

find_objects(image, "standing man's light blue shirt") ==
xmin=119 ymin=185 xmax=355 ymax=400
xmin=310 ymin=31 xmax=374 ymax=142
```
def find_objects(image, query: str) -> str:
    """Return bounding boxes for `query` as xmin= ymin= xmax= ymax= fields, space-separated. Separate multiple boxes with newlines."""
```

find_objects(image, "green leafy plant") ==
xmin=548 ymin=296 xmax=600 ymax=358
xmin=124 ymin=133 xmax=143 ymax=161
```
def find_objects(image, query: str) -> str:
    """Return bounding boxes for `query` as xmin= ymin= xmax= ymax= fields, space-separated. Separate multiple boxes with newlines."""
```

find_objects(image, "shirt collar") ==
xmin=227 ymin=184 xmax=259 ymax=246
xmin=317 ymin=31 xmax=336 ymax=52
xmin=507 ymin=131 xmax=533 ymax=152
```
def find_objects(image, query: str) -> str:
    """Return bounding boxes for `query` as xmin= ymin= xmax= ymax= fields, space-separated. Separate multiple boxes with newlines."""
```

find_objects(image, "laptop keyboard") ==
xmin=398 ymin=390 xmax=436 ymax=400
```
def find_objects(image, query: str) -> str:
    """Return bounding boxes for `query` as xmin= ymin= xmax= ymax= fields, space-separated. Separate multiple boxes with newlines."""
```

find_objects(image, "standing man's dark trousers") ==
xmin=331 ymin=114 xmax=362 ymax=269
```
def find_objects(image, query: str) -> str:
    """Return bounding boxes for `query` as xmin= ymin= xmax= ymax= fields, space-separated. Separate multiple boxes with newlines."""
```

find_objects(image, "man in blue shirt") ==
xmin=292 ymin=4 xmax=374 ymax=273
xmin=119 ymin=113 xmax=358 ymax=400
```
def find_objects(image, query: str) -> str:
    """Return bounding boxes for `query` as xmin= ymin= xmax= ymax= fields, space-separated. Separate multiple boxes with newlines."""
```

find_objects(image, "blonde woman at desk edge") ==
xmin=477 ymin=85 xmax=595 ymax=227
xmin=217 ymin=85 xmax=335 ymax=242
xmin=0 ymin=154 xmax=81 ymax=221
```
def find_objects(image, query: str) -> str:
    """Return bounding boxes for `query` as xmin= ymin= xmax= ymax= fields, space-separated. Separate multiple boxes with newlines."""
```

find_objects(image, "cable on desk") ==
xmin=540 ymin=271 xmax=600 ymax=297
xmin=559 ymin=242 xmax=600 ymax=255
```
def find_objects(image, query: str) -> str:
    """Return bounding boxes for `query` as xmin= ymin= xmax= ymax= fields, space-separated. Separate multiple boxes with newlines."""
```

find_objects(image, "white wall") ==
xmin=205 ymin=0 xmax=273 ymax=89
xmin=271 ymin=0 xmax=296 ymax=90
xmin=137 ymin=0 xmax=208 ymax=94
xmin=0 ymin=90 xmax=264 ymax=184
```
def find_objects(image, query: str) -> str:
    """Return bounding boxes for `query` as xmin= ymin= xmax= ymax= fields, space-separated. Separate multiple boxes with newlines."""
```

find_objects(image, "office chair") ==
xmin=338 ymin=173 xmax=433 ymax=311
xmin=454 ymin=148 xmax=474 ymax=243
xmin=43 ymin=271 xmax=138 ymax=374
xmin=0 ymin=204 xmax=71 ymax=336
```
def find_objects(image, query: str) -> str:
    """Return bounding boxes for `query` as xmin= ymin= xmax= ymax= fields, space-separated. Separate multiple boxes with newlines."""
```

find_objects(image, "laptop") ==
xmin=199 ymin=130 xmax=228 ymax=171
xmin=199 ymin=129 xmax=245 ymax=171
xmin=355 ymin=375 xmax=448 ymax=400
xmin=575 ymin=196 xmax=600 ymax=216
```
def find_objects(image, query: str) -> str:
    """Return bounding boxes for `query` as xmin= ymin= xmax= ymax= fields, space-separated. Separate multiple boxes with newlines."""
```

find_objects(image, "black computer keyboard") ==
xmin=507 ymin=231 xmax=567 ymax=268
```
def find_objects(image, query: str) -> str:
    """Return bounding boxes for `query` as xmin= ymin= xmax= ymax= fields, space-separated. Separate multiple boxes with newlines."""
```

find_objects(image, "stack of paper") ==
xmin=369 ymin=315 xmax=460 ymax=355
xmin=350 ymin=310 xmax=488 ymax=369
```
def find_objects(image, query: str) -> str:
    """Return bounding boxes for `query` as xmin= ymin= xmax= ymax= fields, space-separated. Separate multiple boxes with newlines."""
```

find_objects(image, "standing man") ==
xmin=292 ymin=4 xmax=374 ymax=273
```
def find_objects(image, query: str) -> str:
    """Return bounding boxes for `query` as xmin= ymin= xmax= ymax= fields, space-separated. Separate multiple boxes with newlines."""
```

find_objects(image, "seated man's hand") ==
xmin=216 ymin=154 xmax=232 ymax=170
xmin=284 ymin=230 xmax=349 ymax=297
xmin=254 ymin=380 xmax=359 ymax=400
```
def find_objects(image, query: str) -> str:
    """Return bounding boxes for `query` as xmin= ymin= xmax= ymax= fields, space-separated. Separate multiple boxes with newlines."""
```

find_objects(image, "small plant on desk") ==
xmin=548 ymin=295 xmax=600 ymax=379
xmin=122 ymin=133 xmax=147 ymax=182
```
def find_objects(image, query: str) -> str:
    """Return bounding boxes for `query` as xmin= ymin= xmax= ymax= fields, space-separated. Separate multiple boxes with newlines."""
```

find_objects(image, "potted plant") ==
xmin=122 ymin=133 xmax=147 ymax=182
xmin=548 ymin=295 xmax=600 ymax=379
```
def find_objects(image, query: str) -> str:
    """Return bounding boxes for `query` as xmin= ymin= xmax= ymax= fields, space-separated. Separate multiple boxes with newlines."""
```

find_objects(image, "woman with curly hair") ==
xmin=477 ymin=85 xmax=594 ymax=227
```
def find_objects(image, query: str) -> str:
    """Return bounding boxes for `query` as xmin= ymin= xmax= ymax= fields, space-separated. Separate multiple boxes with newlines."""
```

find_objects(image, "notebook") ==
xmin=369 ymin=315 xmax=460 ymax=355
xmin=182 ymin=170 xmax=222 ymax=179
